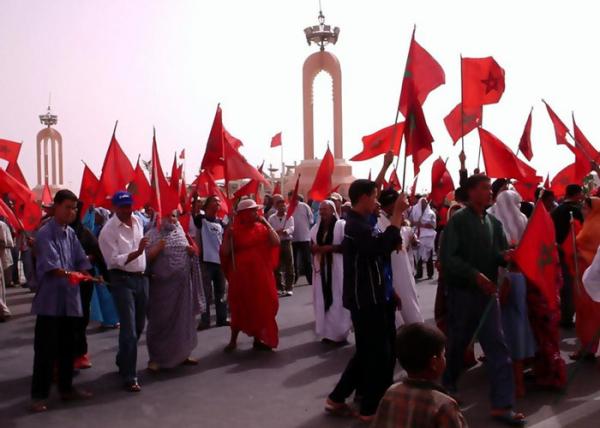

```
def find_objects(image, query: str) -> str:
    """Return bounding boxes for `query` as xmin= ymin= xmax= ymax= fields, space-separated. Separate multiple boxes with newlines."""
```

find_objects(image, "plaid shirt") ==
xmin=370 ymin=378 xmax=468 ymax=428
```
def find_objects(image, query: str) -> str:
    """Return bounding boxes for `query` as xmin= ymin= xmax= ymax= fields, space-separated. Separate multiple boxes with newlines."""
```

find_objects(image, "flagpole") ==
xmin=460 ymin=54 xmax=465 ymax=154
xmin=280 ymin=135 xmax=285 ymax=197
xmin=113 ymin=120 xmax=119 ymax=137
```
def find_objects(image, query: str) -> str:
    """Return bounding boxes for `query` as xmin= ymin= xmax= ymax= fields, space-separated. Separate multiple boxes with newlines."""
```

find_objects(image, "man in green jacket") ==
xmin=440 ymin=174 xmax=526 ymax=426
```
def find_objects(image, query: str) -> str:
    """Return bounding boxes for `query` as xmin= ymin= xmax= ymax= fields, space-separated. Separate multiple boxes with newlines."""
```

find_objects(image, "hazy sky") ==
xmin=1 ymin=0 xmax=599 ymax=192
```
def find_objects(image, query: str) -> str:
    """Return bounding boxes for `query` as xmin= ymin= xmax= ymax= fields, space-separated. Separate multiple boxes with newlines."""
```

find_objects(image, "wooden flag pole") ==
xmin=112 ymin=120 xmax=119 ymax=137
xmin=460 ymin=54 xmax=465 ymax=154
xmin=280 ymin=134 xmax=285 ymax=196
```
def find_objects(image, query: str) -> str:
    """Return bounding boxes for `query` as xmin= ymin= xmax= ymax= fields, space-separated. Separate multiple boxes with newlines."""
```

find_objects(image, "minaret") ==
xmin=36 ymin=102 xmax=64 ymax=189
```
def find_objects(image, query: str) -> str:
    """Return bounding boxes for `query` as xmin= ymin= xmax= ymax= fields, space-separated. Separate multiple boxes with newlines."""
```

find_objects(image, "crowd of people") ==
xmin=2 ymin=150 xmax=600 ymax=427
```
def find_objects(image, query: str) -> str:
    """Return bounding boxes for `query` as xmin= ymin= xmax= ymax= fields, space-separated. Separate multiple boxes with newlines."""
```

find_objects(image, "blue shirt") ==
xmin=31 ymin=218 xmax=92 ymax=317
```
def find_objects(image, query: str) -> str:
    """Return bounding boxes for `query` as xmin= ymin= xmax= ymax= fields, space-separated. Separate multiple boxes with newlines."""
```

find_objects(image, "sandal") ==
xmin=30 ymin=400 xmax=48 ymax=413
xmin=125 ymin=382 xmax=142 ymax=393
xmin=491 ymin=409 xmax=526 ymax=426
xmin=324 ymin=398 xmax=353 ymax=417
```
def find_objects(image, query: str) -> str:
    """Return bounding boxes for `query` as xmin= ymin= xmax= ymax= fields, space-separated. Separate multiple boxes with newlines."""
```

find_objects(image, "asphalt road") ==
xmin=1 ymin=278 xmax=600 ymax=428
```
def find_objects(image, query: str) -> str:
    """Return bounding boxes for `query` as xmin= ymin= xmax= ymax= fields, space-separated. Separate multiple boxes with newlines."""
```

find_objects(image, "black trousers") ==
xmin=292 ymin=241 xmax=313 ymax=285
xmin=74 ymin=281 xmax=94 ymax=357
xmin=201 ymin=262 xmax=228 ymax=325
xmin=559 ymin=256 xmax=575 ymax=325
xmin=329 ymin=303 xmax=396 ymax=416
xmin=31 ymin=315 xmax=78 ymax=400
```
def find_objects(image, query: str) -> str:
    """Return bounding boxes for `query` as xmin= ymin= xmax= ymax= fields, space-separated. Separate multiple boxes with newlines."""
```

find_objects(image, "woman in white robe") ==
xmin=377 ymin=193 xmax=424 ymax=326
xmin=310 ymin=200 xmax=351 ymax=343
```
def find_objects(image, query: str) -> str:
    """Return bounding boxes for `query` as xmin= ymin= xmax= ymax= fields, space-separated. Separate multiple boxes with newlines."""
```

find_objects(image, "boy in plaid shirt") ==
xmin=371 ymin=323 xmax=467 ymax=428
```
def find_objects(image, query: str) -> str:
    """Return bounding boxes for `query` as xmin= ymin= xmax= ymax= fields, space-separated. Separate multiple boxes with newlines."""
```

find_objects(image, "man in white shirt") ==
xmin=0 ymin=218 xmax=13 ymax=320
xmin=98 ymin=191 xmax=149 ymax=392
xmin=290 ymin=194 xmax=314 ymax=285
xmin=269 ymin=198 xmax=295 ymax=296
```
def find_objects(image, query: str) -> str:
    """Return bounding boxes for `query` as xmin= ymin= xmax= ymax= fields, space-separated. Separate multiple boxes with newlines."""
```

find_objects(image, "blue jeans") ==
xmin=443 ymin=286 xmax=515 ymax=409
xmin=110 ymin=272 xmax=148 ymax=384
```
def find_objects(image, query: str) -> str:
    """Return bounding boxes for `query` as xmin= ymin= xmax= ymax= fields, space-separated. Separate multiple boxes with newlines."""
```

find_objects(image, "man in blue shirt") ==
xmin=30 ymin=190 xmax=93 ymax=412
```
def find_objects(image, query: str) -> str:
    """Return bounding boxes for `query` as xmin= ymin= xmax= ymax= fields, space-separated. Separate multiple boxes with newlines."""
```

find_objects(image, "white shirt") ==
xmin=98 ymin=214 xmax=146 ymax=272
xmin=268 ymin=213 xmax=294 ymax=241
xmin=0 ymin=220 xmax=14 ymax=269
xmin=292 ymin=202 xmax=314 ymax=242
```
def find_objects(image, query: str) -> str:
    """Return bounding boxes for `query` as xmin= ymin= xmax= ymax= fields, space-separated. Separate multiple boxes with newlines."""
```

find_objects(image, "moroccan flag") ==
xmin=179 ymin=149 xmax=186 ymax=159
xmin=271 ymin=132 xmax=282 ymax=148
xmin=272 ymin=181 xmax=282 ymax=196
xmin=286 ymin=175 xmax=301 ymax=219
xmin=234 ymin=178 xmax=260 ymax=200
xmin=204 ymin=171 xmax=230 ymax=217
xmin=404 ymin=101 xmax=434 ymax=175
xmin=308 ymin=147 xmax=335 ymax=201
xmin=150 ymin=132 xmax=179 ymax=217
xmin=443 ymin=103 xmax=482 ymax=144
xmin=78 ymin=163 xmax=99 ymax=218
xmin=95 ymin=131 xmax=134 ymax=207
xmin=201 ymin=105 xmax=226 ymax=178
xmin=514 ymin=203 xmax=559 ymax=310
xmin=566 ymin=143 xmax=592 ymax=182
xmin=398 ymin=29 xmax=445 ymax=116
xmin=224 ymin=127 xmax=243 ymax=151
xmin=543 ymin=101 xmax=570 ymax=147
xmin=169 ymin=154 xmax=181 ymax=193
xmin=127 ymin=161 xmax=151 ymax=211
xmin=461 ymin=57 xmax=506 ymax=108
xmin=0 ymin=168 xmax=41 ymax=231
xmin=573 ymin=115 xmax=600 ymax=163
xmin=513 ymin=178 xmax=542 ymax=202
xmin=0 ymin=139 xmax=22 ymax=163
xmin=41 ymin=184 xmax=52 ymax=206
xmin=410 ymin=174 xmax=419 ymax=198
xmin=0 ymin=198 xmax=21 ymax=231
xmin=388 ymin=169 xmax=401 ymax=191
xmin=550 ymin=162 xmax=577 ymax=198
xmin=518 ymin=108 xmax=534 ymax=161
xmin=351 ymin=122 xmax=405 ymax=161
xmin=478 ymin=128 xmax=538 ymax=182
xmin=6 ymin=161 xmax=29 ymax=188
xmin=430 ymin=158 xmax=454 ymax=206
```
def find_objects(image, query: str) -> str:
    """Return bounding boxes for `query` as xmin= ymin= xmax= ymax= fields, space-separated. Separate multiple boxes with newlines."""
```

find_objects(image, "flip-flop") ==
xmin=491 ymin=410 xmax=526 ymax=426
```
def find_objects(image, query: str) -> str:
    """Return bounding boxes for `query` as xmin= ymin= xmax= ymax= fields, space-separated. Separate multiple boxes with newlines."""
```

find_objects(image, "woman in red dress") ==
xmin=221 ymin=199 xmax=280 ymax=351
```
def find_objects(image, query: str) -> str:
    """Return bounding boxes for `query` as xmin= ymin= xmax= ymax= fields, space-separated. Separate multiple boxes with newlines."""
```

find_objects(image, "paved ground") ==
xmin=1 ymin=278 xmax=600 ymax=428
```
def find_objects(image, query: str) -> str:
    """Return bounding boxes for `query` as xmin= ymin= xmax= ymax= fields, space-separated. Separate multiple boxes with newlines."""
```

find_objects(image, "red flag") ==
xmin=41 ymin=183 xmax=52 ymax=206
xmin=0 ymin=139 xmax=22 ymax=163
xmin=224 ymin=127 xmax=243 ymax=151
xmin=201 ymin=106 xmax=226 ymax=179
xmin=286 ymin=175 xmax=301 ymax=219
xmin=550 ymin=163 xmax=578 ymax=198
xmin=513 ymin=178 xmax=542 ymax=202
xmin=518 ymin=108 xmax=534 ymax=161
xmin=204 ymin=171 xmax=230 ymax=217
xmin=398 ymin=29 xmax=445 ymax=116
xmin=573 ymin=115 xmax=600 ymax=163
xmin=443 ymin=103 xmax=482 ymax=144
xmin=566 ymin=143 xmax=592 ymax=182
xmin=461 ymin=57 xmax=505 ymax=108
xmin=514 ymin=203 xmax=559 ymax=310
xmin=127 ymin=161 xmax=151 ymax=211
xmin=78 ymin=163 xmax=99 ymax=218
xmin=150 ymin=132 xmax=179 ymax=219
xmin=0 ymin=168 xmax=41 ymax=231
xmin=6 ymin=161 xmax=29 ymax=188
xmin=478 ymin=128 xmax=539 ymax=182
xmin=234 ymin=179 xmax=260 ymax=200
xmin=169 ymin=154 xmax=181 ymax=192
xmin=429 ymin=158 xmax=455 ymax=206
xmin=272 ymin=181 xmax=282 ymax=196
xmin=179 ymin=149 xmax=186 ymax=159
xmin=95 ymin=131 xmax=134 ymax=207
xmin=351 ymin=123 xmax=404 ymax=161
xmin=404 ymin=101 xmax=434 ymax=175
xmin=388 ymin=169 xmax=401 ymax=191
xmin=410 ymin=175 xmax=419 ymax=198
xmin=0 ymin=198 xmax=21 ymax=231
xmin=561 ymin=218 xmax=582 ymax=277
xmin=179 ymin=177 xmax=189 ymax=211
xmin=271 ymin=132 xmax=282 ymax=148
xmin=543 ymin=101 xmax=570 ymax=147
xmin=308 ymin=147 xmax=334 ymax=202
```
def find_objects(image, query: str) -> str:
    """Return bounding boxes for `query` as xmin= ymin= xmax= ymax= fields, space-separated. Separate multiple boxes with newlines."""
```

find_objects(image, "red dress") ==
xmin=221 ymin=220 xmax=280 ymax=348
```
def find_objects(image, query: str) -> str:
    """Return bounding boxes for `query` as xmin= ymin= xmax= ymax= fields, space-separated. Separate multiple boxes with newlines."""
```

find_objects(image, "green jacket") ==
xmin=440 ymin=206 xmax=508 ymax=289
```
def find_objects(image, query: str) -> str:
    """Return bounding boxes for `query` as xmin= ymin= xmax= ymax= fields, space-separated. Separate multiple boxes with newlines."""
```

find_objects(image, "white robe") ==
xmin=377 ymin=215 xmax=424 ymax=325
xmin=583 ymin=245 xmax=600 ymax=302
xmin=311 ymin=219 xmax=351 ymax=342
xmin=409 ymin=199 xmax=437 ymax=261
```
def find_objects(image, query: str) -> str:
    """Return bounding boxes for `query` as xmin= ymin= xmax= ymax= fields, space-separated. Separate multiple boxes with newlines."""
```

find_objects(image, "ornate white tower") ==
xmin=36 ymin=103 xmax=64 ymax=188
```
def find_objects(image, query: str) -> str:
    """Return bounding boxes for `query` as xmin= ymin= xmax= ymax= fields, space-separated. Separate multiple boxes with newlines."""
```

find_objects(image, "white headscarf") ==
xmin=490 ymin=190 xmax=528 ymax=245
